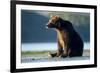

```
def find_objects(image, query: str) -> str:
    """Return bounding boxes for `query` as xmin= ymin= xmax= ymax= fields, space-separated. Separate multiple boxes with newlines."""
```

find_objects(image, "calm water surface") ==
xmin=22 ymin=42 xmax=90 ymax=51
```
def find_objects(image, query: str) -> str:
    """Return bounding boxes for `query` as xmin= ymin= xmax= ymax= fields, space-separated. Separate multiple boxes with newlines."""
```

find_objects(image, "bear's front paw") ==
xmin=48 ymin=52 xmax=57 ymax=58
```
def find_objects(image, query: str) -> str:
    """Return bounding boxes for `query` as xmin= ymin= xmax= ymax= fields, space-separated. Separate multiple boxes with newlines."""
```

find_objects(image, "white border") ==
xmin=16 ymin=4 xmax=95 ymax=69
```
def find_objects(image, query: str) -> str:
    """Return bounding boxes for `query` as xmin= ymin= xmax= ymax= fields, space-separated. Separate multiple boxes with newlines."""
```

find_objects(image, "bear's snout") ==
xmin=46 ymin=25 xmax=49 ymax=29
xmin=46 ymin=23 xmax=53 ymax=28
xmin=46 ymin=23 xmax=49 ymax=29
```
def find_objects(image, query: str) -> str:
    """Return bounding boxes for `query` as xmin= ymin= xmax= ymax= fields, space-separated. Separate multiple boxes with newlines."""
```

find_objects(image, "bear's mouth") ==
xmin=46 ymin=24 xmax=52 ymax=29
xmin=46 ymin=24 xmax=49 ymax=29
xmin=46 ymin=23 xmax=56 ymax=29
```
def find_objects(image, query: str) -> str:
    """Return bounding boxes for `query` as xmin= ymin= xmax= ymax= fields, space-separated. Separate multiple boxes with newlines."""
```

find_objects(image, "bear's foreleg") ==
xmin=56 ymin=40 xmax=63 ymax=57
xmin=61 ymin=43 xmax=69 ymax=58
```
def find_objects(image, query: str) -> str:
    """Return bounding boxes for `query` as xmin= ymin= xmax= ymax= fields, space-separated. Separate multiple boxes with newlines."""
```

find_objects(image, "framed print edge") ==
xmin=10 ymin=0 xmax=97 ymax=73
xmin=10 ymin=1 xmax=16 ymax=72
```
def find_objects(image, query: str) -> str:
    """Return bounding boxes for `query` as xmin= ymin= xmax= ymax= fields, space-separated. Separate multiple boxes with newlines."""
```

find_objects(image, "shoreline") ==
xmin=21 ymin=49 xmax=90 ymax=57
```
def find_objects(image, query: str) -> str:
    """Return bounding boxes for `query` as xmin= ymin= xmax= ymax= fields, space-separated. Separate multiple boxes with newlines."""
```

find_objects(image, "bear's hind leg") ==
xmin=68 ymin=49 xmax=83 ymax=57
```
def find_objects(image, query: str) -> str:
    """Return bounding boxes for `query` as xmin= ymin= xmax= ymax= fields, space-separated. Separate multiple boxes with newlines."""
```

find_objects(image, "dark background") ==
xmin=21 ymin=10 xmax=90 ymax=43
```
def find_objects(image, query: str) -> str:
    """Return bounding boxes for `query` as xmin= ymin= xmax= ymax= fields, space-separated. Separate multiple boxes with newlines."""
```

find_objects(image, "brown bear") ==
xmin=46 ymin=15 xmax=83 ymax=58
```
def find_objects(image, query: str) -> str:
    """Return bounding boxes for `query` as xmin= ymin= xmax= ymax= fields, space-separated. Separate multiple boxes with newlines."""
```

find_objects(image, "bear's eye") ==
xmin=51 ymin=20 xmax=56 ymax=23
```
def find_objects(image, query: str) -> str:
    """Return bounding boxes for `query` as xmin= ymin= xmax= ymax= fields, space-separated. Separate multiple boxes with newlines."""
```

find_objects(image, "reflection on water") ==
xmin=22 ymin=42 xmax=90 ymax=51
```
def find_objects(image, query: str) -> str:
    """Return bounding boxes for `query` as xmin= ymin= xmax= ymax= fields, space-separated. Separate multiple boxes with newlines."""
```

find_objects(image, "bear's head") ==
xmin=46 ymin=15 xmax=61 ymax=29
xmin=46 ymin=15 xmax=73 ymax=30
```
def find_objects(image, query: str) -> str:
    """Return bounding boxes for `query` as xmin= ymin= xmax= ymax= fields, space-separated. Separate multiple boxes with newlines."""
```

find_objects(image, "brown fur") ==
xmin=46 ymin=16 xmax=83 ymax=58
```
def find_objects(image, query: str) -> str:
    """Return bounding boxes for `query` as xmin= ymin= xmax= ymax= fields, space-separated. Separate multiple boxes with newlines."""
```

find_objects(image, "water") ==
xmin=22 ymin=42 xmax=90 ymax=51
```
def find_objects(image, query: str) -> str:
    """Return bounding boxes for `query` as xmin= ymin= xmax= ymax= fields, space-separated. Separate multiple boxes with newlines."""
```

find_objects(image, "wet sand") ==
xmin=21 ymin=49 xmax=90 ymax=63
